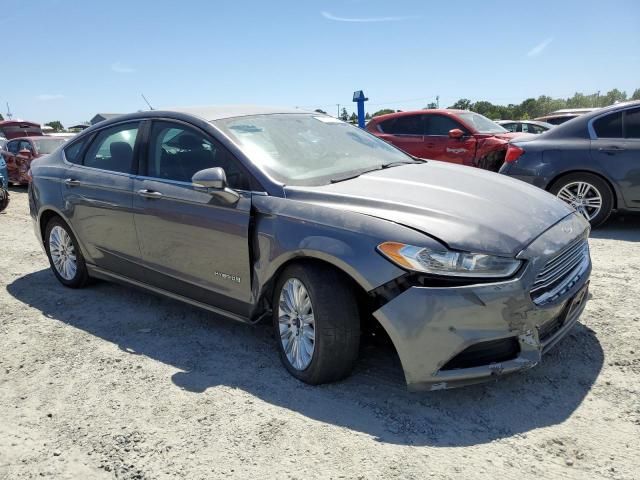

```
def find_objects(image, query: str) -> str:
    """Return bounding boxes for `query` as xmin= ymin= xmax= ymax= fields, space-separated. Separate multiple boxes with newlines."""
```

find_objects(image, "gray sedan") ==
xmin=29 ymin=106 xmax=591 ymax=390
xmin=500 ymin=101 xmax=640 ymax=226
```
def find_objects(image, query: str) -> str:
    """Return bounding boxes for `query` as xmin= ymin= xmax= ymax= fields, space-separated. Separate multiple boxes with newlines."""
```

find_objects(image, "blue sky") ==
xmin=2 ymin=0 xmax=639 ymax=126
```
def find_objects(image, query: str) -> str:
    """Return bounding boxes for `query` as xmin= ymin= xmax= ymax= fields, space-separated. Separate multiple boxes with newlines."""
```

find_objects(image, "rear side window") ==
xmin=593 ymin=112 xmax=623 ymax=138
xmin=379 ymin=115 xmax=423 ymax=135
xmin=7 ymin=141 xmax=19 ymax=154
xmin=501 ymin=123 xmax=517 ymax=132
xmin=624 ymin=108 xmax=640 ymax=139
xmin=64 ymin=139 xmax=87 ymax=164
xmin=425 ymin=115 xmax=464 ymax=136
xmin=84 ymin=123 xmax=140 ymax=173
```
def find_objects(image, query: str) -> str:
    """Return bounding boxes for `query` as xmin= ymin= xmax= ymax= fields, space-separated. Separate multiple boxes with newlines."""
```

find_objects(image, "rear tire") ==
xmin=549 ymin=173 xmax=613 ymax=227
xmin=44 ymin=217 xmax=90 ymax=288
xmin=272 ymin=263 xmax=360 ymax=385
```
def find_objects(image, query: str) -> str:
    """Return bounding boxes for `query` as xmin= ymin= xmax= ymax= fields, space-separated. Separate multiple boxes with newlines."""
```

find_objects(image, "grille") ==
xmin=531 ymin=238 xmax=589 ymax=305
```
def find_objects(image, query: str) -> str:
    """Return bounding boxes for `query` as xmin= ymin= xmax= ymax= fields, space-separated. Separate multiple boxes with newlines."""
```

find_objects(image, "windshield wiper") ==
xmin=330 ymin=166 xmax=383 ymax=183
xmin=381 ymin=159 xmax=424 ymax=168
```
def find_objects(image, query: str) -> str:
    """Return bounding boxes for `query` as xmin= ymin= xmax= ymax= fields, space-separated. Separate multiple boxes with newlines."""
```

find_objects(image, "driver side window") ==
xmin=146 ymin=121 xmax=250 ymax=190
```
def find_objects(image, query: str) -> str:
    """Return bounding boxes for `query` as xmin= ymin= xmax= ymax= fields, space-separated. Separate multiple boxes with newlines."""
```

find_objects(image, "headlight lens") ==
xmin=377 ymin=242 xmax=521 ymax=278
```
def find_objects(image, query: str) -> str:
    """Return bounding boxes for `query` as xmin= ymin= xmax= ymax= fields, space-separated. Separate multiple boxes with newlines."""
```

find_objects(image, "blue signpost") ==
xmin=352 ymin=90 xmax=368 ymax=128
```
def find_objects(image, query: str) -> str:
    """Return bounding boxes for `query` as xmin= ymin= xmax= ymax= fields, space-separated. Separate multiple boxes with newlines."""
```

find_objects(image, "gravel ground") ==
xmin=1 ymin=187 xmax=639 ymax=480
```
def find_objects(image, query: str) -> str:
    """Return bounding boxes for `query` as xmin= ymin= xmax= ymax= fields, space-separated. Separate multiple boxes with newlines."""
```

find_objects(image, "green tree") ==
xmin=600 ymin=88 xmax=627 ymax=107
xmin=365 ymin=112 xmax=371 ymax=120
xmin=349 ymin=112 xmax=358 ymax=123
xmin=45 ymin=121 xmax=64 ymax=132
xmin=372 ymin=109 xmax=395 ymax=117
xmin=449 ymin=98 xmax=471 ymax=110
xmin=340 ymin=107 xmax=349 ymax=121
xmin=632 ymin=89 xmax=640 ymax=100
xmin=0 ymin=113 xmax=4 ymax=121
xmin=424 ymin=102 xmax=438 ymax=109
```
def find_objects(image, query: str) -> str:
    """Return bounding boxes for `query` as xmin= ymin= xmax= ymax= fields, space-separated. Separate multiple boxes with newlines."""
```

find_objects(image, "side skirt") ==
xmin=87 ymin=265 xmax=252 ymax=324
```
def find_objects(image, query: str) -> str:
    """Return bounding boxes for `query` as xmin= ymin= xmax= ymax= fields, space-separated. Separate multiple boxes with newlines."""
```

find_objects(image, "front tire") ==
xmin=272 ymin=264 xmax=360 ymax=385
xmin=44 ymin=217 xmax=90 ymax=288
xmin=549 ymin=173 xmax=613 ymax=227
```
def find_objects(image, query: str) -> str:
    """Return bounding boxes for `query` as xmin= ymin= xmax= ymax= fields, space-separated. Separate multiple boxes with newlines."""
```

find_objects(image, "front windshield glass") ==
xmin=214 ymin=114 xmax=415 ymax=186
xmin=458 ymin=112 xmax=508 ymax=134
xmin=33 ymin=138 xmax=66 ymax=154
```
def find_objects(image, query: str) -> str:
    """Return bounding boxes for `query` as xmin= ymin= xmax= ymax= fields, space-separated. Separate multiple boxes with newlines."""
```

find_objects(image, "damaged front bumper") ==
xmin=372 ymin=214 xmax=591 ymax=391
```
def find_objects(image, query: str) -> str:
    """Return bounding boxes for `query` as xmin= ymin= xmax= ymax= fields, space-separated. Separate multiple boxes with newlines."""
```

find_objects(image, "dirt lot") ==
xmin=1 ymin=187 xmax=639 ymax=480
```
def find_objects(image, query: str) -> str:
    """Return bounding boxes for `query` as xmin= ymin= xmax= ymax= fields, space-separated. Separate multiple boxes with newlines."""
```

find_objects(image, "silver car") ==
xmin=29 ymin=106 xmax=591 ymax=390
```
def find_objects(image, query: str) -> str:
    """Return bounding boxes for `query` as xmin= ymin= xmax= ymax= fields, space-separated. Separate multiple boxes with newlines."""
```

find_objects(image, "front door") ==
xmin=61 ymin=121 xmax=142 ymax=279
xmin=423 ymin=114 xmax=476 ymax=165
xmin=133 ymin=120 xmax=254 ymax=316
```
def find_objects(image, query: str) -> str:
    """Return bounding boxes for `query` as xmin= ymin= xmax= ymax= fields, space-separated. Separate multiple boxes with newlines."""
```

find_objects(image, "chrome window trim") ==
xmin=588 ymin=104 xmax=638 ymax=140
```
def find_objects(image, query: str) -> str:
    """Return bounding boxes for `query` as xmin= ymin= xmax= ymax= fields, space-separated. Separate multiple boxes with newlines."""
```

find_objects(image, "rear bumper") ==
xmin=372 ymin=214 xmax=591 ymax=391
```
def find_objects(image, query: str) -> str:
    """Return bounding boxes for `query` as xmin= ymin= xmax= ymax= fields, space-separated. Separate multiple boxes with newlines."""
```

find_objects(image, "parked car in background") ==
xmin=535 ymin=108 xmax=599 ymax=126
xmin=500 ymin=101 xmax=640 ymax=226
xmin=0 ymin=120 xmax=43 ymax=139
xmin=0 ymin=137 xmax=7 ymax=150
xmin=366 ymin=109 xmax=527 ymax=171
xmin=497 ymin=120 xmax=553 ymax=134
xmin=30 ymin=106 xmax=591 ymax=390
xmin=1 ymin=136 xmax=68 ymax=184
xmin=0 ymin=155 xmax=8 ymax=212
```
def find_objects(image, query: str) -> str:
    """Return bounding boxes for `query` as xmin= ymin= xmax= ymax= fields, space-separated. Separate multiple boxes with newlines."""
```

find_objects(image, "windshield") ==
xmin=214 ymin=114 xmax=415 ymax=186
xmin=458 ymin=112 xmax=508 ymax=134
xmin=33 ymin=138 xmax=66 ymax=154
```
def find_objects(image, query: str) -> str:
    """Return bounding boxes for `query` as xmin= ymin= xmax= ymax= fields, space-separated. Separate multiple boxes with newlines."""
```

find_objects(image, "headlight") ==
xmin=377 ymin=242 xmax=521 ymax=278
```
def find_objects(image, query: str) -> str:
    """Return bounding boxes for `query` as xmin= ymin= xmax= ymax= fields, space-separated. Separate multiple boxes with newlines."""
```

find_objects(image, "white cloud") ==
xmin=36 ymin=94 xmax=64 ymax=101
xmin=111 ymin=62 xmax=135 ymax=73
xmin=527 ymin=37 xmax=553 ymax=57
xmin=321 ymin=10 xmax=418 ymax=23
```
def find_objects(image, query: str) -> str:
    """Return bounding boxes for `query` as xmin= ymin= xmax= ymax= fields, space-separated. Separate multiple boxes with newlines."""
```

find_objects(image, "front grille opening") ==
xmin=441 ymin=337 xmax=520 ymax=371
xmin=531 ymin=238 xmax=589 ymax=305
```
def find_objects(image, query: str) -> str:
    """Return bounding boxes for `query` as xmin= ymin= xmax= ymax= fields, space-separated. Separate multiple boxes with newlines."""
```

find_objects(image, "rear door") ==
xmin=589 ymin=108 xmax=640 ymax=209
xmin=374 ymin=115 xmax=426 ymax=157
xmin=423 ymin=114 xmax=476 ymax=165
xmin=132 ymin=119 xmax=254 ymax=316
xmin=61 ymin=121 xmax=143 ymax=278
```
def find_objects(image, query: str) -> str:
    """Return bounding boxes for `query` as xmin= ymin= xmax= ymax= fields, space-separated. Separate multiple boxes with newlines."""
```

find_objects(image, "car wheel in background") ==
xmin=549 ymin=173 xmax=613 ymax=227
xmin=273 ymin=263 xmax=360 ymax=385
xmin=44 ymin=217 xmax=90 ymax=288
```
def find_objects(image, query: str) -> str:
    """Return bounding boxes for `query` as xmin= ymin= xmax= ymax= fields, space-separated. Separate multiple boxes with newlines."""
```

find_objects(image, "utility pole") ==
xmin=595 ymin=90 xmax=600 ymax=108
xmin=6 ymin=102 xmax=13 ymax=120
xmin=336 ymin=104 xmax=340 ymax=118
xmin=436 ymin=95 xmax=440 ymax=108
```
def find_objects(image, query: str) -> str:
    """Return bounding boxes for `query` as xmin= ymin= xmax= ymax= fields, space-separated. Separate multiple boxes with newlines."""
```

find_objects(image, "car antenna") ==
xmin=141 ymin=93 xmax=154 ymax=110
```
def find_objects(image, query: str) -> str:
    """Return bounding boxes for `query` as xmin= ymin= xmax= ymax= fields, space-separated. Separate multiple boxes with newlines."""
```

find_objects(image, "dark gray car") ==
xmin=29 ymin=106 xmax=591 ymax=390
xmin=500 ymin=101 xmax=640 ymax=226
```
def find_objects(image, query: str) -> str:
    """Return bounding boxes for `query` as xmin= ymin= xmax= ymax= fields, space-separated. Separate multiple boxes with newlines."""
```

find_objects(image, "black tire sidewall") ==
xmin=44 ymin=218 xmax=88 ymax=288
xmin=550 ymin=173 xmax=613 ymax=227
xmin=272 ymin=264 xmax=360 ymax=385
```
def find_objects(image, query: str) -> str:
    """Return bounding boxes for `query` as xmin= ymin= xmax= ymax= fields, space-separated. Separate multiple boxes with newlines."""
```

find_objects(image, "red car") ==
xmin=1 ymin=136 xmax=67 ymax=184
xmin=0 ymin=120 xmax=43 ymax=140
xmin=366 ymin=109 xmax=527 ymax=170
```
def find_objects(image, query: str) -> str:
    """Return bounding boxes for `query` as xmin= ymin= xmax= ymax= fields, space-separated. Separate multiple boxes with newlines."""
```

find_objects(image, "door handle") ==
xmin=137 ymin=189 xmax=163 ymax=199
xmin=64 ymin=178 xmax=81 ymax=186
xmin=598 ymin=146 xmax=625 ymax=153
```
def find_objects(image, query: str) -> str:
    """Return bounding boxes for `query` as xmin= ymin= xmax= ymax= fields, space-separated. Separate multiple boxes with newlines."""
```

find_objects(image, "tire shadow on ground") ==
xmin=7 ymin=269 xmax=604 ymax=447
xmin=590 ymin=212 xmax=640 ymax=241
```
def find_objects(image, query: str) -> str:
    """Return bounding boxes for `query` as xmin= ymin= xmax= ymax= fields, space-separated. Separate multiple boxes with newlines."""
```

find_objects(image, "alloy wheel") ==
xmin=556 ymin=181 xmax=602 ymax=222
xmin=49 ymin=225 xmax=77 ymax=280
xmin=278 ymin=278 xmax=315 ymax=370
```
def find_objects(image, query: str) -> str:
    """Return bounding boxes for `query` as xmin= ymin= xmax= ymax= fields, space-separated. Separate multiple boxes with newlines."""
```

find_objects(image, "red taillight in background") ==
xmin=505 ymin=145 xmax=524 ymax=163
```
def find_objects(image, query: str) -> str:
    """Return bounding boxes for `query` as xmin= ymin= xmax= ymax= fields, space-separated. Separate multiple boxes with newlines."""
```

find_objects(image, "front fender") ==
xmin=250 ymin=195 xmax=442 ymax=307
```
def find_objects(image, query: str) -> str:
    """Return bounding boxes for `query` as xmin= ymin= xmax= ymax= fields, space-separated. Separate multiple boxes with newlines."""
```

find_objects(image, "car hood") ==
xmin=285 ymin=162 xmax=573 ymax=256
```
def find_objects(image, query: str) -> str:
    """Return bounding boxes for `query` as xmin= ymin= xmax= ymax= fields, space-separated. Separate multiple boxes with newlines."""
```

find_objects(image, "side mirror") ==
xmin=192 ymin=167 xmax=240 ymax=204
xmin=19 ymin=148 xmax=33 ymax=158
xmin=448 ymin=129 xmax=464 ymax=139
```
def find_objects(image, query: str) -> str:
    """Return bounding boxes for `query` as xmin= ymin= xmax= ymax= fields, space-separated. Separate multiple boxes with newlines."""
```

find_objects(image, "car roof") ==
xmin=161 ymin=105 xmax=309 ymax=121
xmin=369 ymin=109 xmax=468 ymax=122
